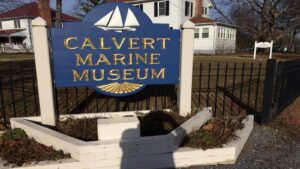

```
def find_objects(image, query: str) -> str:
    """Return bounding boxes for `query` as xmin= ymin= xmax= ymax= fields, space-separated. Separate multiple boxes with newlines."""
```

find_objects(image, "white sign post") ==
xmin=32 ymin=17 xmax=56 ymax=126
xmin=178 ymin=20 xmax=195 ymax=116
xmin=253 ymin=41 xmax=273 ymax=60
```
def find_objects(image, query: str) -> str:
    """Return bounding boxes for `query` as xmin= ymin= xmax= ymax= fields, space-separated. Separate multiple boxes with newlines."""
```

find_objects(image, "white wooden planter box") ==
xmin=4 ymin=109 xmax=254 ymax=169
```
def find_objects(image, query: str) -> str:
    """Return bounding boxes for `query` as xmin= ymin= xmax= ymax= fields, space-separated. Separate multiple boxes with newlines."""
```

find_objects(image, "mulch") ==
xmin=0 ymin=128 xmax=70 ymax=166
xmin=56 ymin=110 xmax=189 ymax=141
xmin=181 ymin=112 xmax=247 ymax=149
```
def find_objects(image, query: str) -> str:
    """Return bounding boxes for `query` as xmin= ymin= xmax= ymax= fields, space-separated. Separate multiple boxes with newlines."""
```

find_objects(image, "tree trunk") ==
xmin=55 ymin=0 xmax=63 ymax=28
xmin=288 ymin=28 xmax=296 ymax=53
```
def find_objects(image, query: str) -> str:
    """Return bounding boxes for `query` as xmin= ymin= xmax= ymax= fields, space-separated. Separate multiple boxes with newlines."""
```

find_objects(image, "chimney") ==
xmin=194 ymin=0 xmax=203 ymax=17
xmin=38 ymin=0 xmax=52 ymax=26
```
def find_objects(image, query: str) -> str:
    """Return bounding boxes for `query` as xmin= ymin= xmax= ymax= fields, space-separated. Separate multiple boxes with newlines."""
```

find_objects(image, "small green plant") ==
xmin=0 ymin=128 xmax=28 ymax=142
xmin=198 ymin=131 xmax=217 ymax=145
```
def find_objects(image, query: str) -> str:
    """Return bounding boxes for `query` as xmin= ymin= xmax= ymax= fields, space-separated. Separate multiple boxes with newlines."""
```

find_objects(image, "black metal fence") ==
xmin=0 ymin=60 xmax=176 ymax=128
xmin=192 ymin=60 xmax=267 ymax=119
xmin=1 ymin=58 xmax=300 ymax=128
xmin=271 ymin=60 xmax=300 ymax=119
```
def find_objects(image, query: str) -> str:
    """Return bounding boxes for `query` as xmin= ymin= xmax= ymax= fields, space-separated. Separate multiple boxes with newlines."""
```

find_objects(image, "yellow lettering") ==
xmin=113 ymin=54 xmax=126 ymax=65
xmin=128 ymin=53 xmax=133 ymax=65
xmin=99 ymin=38 xmax=112 ymax=49
xmin=137 ymin=69 xmax=148 ymax=80
xmin=72 ymin=70 xmax=89 ymax=81
xmin=75 ymin=53 xmax=93 ymax=66
xmin=81 ymin=38 xmax=96 ymax=49
xmin=64 ymin=37 xmax=78 ymax=50
xmin=96 ymin=54 xmax=111 ymax=65
xmin=150 ymin=53 xmax=160 ymax=64
xmin=129 ymin=38 xmax=140 ymax=49
xmin=157 ymin=38 xmax=171 ymax=49
xmin=151 ymin=68 xmax=165 ymax=79
xmin=135 ymin=53 xmax=147 ymax=64
xmin=143 ymin=38 xmax=155 ymax=49
xmin=92 ymin=69 xmax=104 ymax=81
xmin=108 ymin=69 xmax=120 ymax=80
xmin=111 ymin=37 xmax=126 ymax=49
xmin=123 ymin=69 xmax=134 ymax=80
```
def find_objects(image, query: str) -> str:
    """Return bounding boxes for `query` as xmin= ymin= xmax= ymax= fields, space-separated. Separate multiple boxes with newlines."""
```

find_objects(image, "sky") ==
xmin=23 ymin=0 xmax=76 ymax=14
xmin=49 ymin=0 xmax=75 ymax=14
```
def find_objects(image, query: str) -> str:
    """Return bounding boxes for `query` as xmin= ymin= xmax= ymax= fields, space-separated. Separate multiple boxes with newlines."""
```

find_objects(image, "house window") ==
xmin=159 ymin=1 xmax=166 ymax=16
xmin=194 ymin=28 xmax=199 ymax=38
xmin=202 ymin=7 xmax=207 ymax=15
xmin=134 ymin=4 xmax=143 ymax=11
xmin=222 ymin=28 xmax=225 ymax=39
xmin=14 ymin=20 xmax=21 ymax=29
xmin=218 ymin=28 xmax=221 ymax=39
xmin=185 ymin=1 xmax=190 ymax=16
xmin=154 ymin=1 xmax=169 ymax=17
xmin=202 ymin=28 xmax=209 ymax=38
xmin=0 ymin=22 xmax=2 ymax=30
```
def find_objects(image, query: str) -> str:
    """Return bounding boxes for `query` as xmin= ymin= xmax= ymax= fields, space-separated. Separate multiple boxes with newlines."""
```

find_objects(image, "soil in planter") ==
xmin=0 ymin=128 xmax=70 ymax=166
xmin=138 ymin=110 xmax=189 ymax=136
xmin=56 ymin=110 xmax=189 ymax=141
xmin=181 ymin=112 xmax=247 ymax=150
xmin=57 ymin=117 xmax=99 ymax=141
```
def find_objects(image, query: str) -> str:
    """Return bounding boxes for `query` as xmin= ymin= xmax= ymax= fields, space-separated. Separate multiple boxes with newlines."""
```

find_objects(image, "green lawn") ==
xmin=0 ymin=53 xmax=34 ymax=62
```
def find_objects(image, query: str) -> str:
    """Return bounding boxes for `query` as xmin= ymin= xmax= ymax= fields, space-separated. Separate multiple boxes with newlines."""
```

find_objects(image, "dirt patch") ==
xmin=57 ymin=117 xmax=99 ymax=141
xmin=181 ymin=112 xmax=247 ymax=150
xmin=138 ymin=110 xmax=190 ymax=136
xmin=56 ymin=110 xmax=189 ymax=141
xmin=0 ymin=128 xmax=70 ymax=166
xmin=274 ymin=96 xmax=300 ymax=135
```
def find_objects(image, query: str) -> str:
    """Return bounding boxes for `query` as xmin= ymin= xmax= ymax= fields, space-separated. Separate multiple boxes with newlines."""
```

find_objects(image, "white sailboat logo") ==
xmin=94 ymin=6 xmax=140 ymax=32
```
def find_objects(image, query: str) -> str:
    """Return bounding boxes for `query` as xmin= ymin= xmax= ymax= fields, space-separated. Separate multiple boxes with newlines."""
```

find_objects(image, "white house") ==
xmin=106 ymin=0 xmax=237 ymax=54
xmin=0 ymin=2 xmax=78 ymax=53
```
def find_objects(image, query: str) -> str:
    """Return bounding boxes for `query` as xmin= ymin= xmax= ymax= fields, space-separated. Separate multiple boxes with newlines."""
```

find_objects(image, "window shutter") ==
xmin=154 ymin=2 xmax=158 ymax=17
xmin=185 ymin=2 xmax=189 ymax=16
xmin=166 ymin=1 xmax=169 ymax=16
xmin=191 ymin=3 xmax=193 ymax=17
xmin=140 ymin=4 xmax=143 ymax=11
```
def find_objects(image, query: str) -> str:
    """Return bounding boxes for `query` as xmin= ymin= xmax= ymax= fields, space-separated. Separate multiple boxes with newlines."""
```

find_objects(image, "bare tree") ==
xmin=0 ymin=0 xmax=30 ymax=12
xmin=71 ymin=0 xmax=103 ymax=19
xmin=55 ymin=0 xmax=63 ymax=28
xmin=211 ymin=0 xmax=300 ymax=51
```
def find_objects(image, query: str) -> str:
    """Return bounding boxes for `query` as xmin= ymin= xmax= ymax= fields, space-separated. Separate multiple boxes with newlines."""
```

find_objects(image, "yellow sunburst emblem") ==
xmin=97 ymin=82 xmax=143 ymax=94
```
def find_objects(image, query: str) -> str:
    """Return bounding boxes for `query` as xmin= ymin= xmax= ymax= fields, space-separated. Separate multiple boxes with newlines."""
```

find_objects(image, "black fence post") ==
xmin=261 ymin=59 xmax=277 ymax=123
xmin=0 ymin=77 xmax=7 ymax=128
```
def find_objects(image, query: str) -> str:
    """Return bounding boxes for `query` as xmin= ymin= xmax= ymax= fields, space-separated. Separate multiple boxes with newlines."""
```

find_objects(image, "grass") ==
xmin=192 ymin=57 xmax=266 ymax=116
xmin=0 ymin=53 xmax=34 ymax=62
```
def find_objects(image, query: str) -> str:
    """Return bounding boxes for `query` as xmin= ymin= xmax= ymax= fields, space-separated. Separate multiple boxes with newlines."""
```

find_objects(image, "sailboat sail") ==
xmin=94 ymin=11 xmax=113 ymax=26
xmin=94 ymin=6 xmax=140 ymax=32
xmin=124 ymin=9 xmax=140 ymax=27
xmin=107 ymin=6 xmax=123 ymax=27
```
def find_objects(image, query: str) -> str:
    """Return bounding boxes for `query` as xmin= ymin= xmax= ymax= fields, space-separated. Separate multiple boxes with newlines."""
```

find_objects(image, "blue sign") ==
xmin=51 ymin=3 xmax=180 ymax=96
